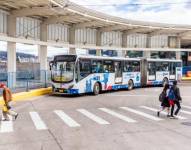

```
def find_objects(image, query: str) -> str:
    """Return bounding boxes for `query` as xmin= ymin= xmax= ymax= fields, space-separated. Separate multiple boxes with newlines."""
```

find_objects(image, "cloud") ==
xmin=70 ymin=0 xmax=191 ymax=25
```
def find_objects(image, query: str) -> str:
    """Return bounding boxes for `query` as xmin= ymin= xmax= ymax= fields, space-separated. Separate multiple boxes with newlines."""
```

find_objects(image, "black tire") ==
xmin=128 ymin=80 xmax=134 ymax=90
xmin=93 ymin=83 xmax=100 ymax=95
xmin=162 ymin=78 xmax=169 ymax=87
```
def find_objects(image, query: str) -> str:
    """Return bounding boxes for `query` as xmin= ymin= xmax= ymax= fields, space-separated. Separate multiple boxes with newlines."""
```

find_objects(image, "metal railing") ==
xmin=0 ymin=70 xmax=51 ymax=94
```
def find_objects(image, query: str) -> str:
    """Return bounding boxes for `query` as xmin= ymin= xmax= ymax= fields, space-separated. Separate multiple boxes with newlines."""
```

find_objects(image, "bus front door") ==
xmin=114 ymin=61 xmax=122 ymax=84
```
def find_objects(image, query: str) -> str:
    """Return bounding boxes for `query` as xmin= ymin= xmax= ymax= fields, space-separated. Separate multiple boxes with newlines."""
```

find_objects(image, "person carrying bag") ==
xmin=0 ymin=83 xmax=18 ymax=121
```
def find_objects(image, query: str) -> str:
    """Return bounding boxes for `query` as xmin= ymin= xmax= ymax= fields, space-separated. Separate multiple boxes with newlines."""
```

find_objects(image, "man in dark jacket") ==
xmin=171 ymin=80 xmax=182 ymax=118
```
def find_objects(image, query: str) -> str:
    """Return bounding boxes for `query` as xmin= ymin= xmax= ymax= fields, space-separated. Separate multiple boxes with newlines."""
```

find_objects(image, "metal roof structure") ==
xmin=0 ymin=0 xmax=191 ymax=47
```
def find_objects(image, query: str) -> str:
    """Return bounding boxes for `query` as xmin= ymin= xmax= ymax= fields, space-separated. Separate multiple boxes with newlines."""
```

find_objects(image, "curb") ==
xmin=0 ymin=87 xmax=52 ymax=105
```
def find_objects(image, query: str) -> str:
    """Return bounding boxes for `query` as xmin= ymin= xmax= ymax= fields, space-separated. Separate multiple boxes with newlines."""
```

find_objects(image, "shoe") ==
xmin=167 ymin=115 xmax=171 ymax=117
xmin=170 ymin=116 xmax=175 ymax=119
xmin=157 ymin=111 xmax=160 ymax=117
xmin=14 ymin=114 xmax=18 ymax=120
xmin=2 ymin=118 xmax=10 ymax=121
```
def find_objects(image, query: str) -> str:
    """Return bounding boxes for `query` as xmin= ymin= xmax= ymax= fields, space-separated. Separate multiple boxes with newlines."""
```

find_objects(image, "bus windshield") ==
xmin=51 ymin=61 xmax=75 ymax=83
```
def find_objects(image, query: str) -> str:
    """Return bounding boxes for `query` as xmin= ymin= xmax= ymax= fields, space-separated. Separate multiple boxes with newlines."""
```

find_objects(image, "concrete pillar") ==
xmin=143 ymin=51 xmax=151 ymax=58
xmin=176 ymin=51 xmax=181 ymax=60
xmin=122 ymin=32 xmax=127 ymax=48
xmin=38 ymin=23 xmax=48 ymax=84
xmin=120 ymin=32 xmax=127 ymax=57
xmin=7 ymin=15 xmax=16 ymax=88
xmin=96 ymin=29 xmax=102 ymax=56
xmin=69 ymin=26 xmax=76 ymax=54
xmin=118 ymin=51 xmax=126 ymax=57
xmin=146 ymin=34 xmax=151 ymax=48
xmin=176 ymin=37 xmax=181 ymax=60
xmin=96 ymin=49 xmax=102 ymax=56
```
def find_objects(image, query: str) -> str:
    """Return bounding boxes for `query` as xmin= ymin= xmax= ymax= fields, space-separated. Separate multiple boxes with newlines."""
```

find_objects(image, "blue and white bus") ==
xmin=49 ymin=55 xmax=182 ymax=95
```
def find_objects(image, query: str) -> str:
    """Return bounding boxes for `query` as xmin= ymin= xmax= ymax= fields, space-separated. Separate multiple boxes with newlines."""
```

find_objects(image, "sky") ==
xmin=70 ymin=0 xmax=191 ymax=25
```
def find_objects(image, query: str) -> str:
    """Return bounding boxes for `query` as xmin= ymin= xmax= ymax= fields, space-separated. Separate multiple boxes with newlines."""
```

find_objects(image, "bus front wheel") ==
xmin=93 ymin=83 xmax=100 ymax=95
xmin=128 ymin=80 xmax=134 ymax=90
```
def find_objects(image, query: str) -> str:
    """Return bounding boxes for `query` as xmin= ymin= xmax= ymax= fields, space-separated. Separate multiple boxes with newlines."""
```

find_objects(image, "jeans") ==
xmin=171 ymin=101 xmax=181 ymax=116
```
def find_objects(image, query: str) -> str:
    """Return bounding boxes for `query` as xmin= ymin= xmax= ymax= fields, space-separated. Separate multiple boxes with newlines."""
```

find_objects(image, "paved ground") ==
xmin=1 ymin=84 xmax=191 ymax=150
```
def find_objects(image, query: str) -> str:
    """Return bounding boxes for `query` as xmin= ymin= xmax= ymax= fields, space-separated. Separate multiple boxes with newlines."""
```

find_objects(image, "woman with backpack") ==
xmin=157 ymin=84 xmax=170 ymax=117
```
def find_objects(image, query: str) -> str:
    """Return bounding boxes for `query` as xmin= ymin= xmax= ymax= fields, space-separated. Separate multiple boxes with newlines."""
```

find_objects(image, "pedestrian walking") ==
xmin=168 ymin=83 xmax=176 ymax=119
xmin=170 ymin=80 xmax=182 ymax=118
xmin=0 ymin=83 xmax=18 ymax=121
xmin=157 ymin=84 xmax=170 ymax=117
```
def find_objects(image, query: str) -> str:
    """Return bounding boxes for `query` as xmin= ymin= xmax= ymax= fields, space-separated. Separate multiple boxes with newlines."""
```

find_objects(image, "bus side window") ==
xmin=103 ymin=60 xmax=114 ymax=73
xmin=124 ymin=61 xmax=132 ymax=72
xmin=148 ymin=62 xmax=155 ymax=75
xmin=132 ymin=61 xmax=140 ymax=72
xmin=79 ymin=59 xmax=91 ymax=80
xmin=169 ymin=62 xmax=175 ymax=75
xmin=92 ymin=60 xmax=103 ymax=73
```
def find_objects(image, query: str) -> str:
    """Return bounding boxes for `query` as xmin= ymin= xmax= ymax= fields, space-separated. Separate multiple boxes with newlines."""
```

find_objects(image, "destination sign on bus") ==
xmin=54 ymin=55 xmax=77 ymax=62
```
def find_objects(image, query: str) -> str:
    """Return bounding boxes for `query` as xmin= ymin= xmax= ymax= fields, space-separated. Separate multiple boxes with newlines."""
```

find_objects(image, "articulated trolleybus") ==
xmin=49 ymin=55 xmax=182 ymax=95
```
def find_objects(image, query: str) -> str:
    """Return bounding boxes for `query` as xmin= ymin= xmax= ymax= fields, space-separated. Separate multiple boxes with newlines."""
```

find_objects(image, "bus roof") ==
xmin=53 ymin=55 xmax=182 ymax=62
xmin=146 ymin=58 xmax=182 ymax=62
xmin=76 ymin=55 xmax=141 ymax=61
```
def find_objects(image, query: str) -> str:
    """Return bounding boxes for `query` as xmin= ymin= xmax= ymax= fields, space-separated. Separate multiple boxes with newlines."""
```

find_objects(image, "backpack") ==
xmin=168 ymin=88 xmax=176 ymax=101
xmin=159 ymin=91 xmax=166 ymax=102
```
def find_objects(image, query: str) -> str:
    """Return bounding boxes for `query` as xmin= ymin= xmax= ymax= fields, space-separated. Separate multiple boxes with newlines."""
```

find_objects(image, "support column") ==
xmin=38 ymin=23 xmax=48 ymax=85
xmin=7 ymin=15 xmax=16 ymax=88
xmin=143 ymin=51 xmax=151 ymax=58
xmin=176 ymin=36 xmax=181 ymax=60
xmin=176 ymin=51 xmax=181 ymax=60
xmin=96 ymin=29 xmax=102 ymax=56
xmin=69 ymin=26 xmax=76 ymax=54
xmin=118 ymin=51 xmax=126 ymax=57
xmin=120 ymin=31 xmax=127 ymax=57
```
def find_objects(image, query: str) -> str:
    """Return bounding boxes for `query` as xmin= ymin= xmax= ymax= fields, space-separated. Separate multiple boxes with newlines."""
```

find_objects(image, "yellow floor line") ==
xmin=0 ymin=87 xmax=52 ymax=105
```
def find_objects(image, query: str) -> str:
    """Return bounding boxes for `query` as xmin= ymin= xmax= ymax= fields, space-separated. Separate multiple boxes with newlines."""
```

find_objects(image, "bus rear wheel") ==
xmin=128 ymin=80 xmax=134 ymax=90
xmin=162 ymin=78 xmax=168 ymax=87
xmin=93 ymin=83 xmax=100 ymax=95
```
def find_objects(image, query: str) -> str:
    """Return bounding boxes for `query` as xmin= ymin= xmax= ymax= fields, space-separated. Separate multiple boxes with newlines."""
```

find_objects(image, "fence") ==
xmin=0 ymin=70 xmax=51 ymax=93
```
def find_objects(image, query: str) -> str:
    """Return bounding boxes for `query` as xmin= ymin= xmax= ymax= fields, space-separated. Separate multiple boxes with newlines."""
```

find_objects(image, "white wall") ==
xmin=127 ymin=33 xmax=147 ymax=48
xmin=48 ymin=24 xmax=68 ymax=42
xmin=0 ymin=10 xmax=7 ymax=34
xmin=75 ymin=28 xmax=96 ymax=45
xmin=16 ymin=17 xmax=41 ymax=39
xmin=150 ymin=35 xmax=168 ymax=48
xmin=101 ymin=31 xmax=122 ymax=47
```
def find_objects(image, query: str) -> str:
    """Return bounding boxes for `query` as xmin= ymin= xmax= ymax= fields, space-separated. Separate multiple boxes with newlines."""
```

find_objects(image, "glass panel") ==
xmin=92 ymin=60 xmax=103 ymax=73
xmin=148 ymin=62 xmax=156 ymax=75
xmin=51 ymin=61 xmax=75 ymax=82
xmin=103 ymin=60 xmax=114 ymax=73
xmin=79 ymin=59 xmax=91 ymax=80
xmin=124 ymin=61 xmax=140 ymax=72
xmin=114 ymin=61 xmax=122 ymax=77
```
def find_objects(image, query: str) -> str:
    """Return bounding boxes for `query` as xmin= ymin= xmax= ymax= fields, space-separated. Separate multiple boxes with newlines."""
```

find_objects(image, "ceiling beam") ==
xmin=178 ymin=31 xmax=191 ymax=37
xmin=99 ymin=25 xmax=127 ymax=32
xmin=73 ymin=20 xmax=99 ymax=29
xmin=11 ymin=6 xmax=54 ymax=17
xmin=125 ymin=27 xmax=147 ymax=34
xmin=42 ymin=15 xmax=74 ymax=25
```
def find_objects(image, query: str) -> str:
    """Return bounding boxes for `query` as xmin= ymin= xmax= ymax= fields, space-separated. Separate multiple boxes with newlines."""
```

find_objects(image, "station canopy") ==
xmin=0 ymin=0 xmax=191 ymax=46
